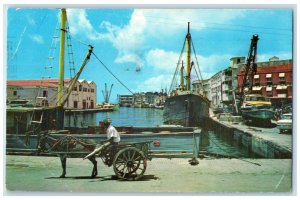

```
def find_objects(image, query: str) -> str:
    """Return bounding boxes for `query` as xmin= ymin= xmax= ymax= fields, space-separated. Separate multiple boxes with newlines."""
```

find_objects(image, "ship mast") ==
xmin=180 ymin=61 xmax=184 ymax=90
xmin=186 ymin=22 xmax=191 ymax=91
xmin=57 ymin=8 xmax=67 ymax=106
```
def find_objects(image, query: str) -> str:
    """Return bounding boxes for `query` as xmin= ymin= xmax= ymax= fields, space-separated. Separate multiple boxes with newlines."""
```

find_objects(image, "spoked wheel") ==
xmin=113 ymin=147 xmax=147 ymax=181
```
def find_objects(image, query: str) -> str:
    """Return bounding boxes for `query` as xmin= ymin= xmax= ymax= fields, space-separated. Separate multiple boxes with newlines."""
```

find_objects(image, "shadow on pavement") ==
xmin=45 ymin=174 xmax=159 ymax=182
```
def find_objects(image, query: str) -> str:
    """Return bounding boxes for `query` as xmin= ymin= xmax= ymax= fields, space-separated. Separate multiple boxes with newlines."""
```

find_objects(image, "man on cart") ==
xmin=83 ymin=118 xmax=120 ymax=160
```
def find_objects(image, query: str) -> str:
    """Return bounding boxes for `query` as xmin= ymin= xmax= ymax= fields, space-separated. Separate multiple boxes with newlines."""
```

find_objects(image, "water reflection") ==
xmin=64 ymin=107 xmax=258 ymax=158
xmin=65 ymin=107 xmax=164 ymax=127
xmin=200 ymin=130 xmax=261 ymax=158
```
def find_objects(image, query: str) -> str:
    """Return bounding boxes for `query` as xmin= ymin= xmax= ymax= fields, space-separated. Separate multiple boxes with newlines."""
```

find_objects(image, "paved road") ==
xmin=5 ymin=155 xmax=292 ymax=193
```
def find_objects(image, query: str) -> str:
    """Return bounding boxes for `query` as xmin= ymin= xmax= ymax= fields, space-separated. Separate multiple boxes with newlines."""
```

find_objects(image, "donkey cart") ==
xmin=37 ymin=133 xmax=157 ymax=181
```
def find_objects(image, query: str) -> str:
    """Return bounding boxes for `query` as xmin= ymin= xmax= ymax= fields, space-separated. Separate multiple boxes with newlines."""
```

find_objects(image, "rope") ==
xmin=191 ymin=39 xmax=204 ymax=90
xmin=168 ymin=39 xmax=186 ymax=95
xmin=92 ymin=52 xmax=135 ymax=95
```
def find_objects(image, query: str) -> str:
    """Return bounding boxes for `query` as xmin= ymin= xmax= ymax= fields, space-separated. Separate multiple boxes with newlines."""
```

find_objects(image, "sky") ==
xmin=6 ymin=7 xmax=293 ymax=103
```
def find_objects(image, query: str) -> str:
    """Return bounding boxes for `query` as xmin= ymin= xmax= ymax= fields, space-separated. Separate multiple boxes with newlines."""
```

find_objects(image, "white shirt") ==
xmin=106 ymin=125 xmax=120 ymax=143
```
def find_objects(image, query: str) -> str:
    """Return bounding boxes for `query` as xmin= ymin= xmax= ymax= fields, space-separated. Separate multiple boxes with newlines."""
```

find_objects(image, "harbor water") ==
xmin=65 ymin=107 xmax=258 ymax=159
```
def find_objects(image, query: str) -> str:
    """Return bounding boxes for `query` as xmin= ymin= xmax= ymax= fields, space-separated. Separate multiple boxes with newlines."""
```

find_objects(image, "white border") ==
xmin=1 ymin=0 xmax=299 ymax=199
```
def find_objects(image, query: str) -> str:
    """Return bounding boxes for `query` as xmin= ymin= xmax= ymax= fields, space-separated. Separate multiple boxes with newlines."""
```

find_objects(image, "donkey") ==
xmin=37 ymin=131 xmax=99 ymax=178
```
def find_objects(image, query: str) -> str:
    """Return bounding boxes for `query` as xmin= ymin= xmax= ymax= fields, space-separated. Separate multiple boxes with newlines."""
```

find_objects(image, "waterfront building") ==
xmin=193 ymin=56 xmax=292 ymax=109
xmin=209 ymin=71 xmax=223 ymax=108
xmin=221 ymin=57 xmax=246 ymax=106
xmin=7 ymin=78 xmax=97 ymax=109
xmin=118 ymin=91 xmax=167 ymax=108
xmin=237 ymin=58 xmax=292 ymax=107
xmin=192 ymin=79 xmax=211 ymax=100
xmin=193 ymin=57 xmax=245 ymax=108
xmin=118 ymin=94 xmax=134 ymax=107
xmin=133 ymin=92 xmax=146 ymax=107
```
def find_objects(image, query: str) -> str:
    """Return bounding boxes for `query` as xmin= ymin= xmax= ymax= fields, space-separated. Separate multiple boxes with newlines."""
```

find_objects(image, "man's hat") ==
xmin=103 ymin=118 xmax=112 ymax=124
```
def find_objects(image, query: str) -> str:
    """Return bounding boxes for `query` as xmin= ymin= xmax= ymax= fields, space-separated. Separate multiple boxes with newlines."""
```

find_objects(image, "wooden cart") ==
xmin=98 ymin=141 xmax=153 ymax=181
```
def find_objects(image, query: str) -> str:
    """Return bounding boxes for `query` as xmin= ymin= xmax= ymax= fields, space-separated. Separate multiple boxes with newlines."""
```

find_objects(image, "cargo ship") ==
xmin=163 ymin=23 xmax=210 ymax=127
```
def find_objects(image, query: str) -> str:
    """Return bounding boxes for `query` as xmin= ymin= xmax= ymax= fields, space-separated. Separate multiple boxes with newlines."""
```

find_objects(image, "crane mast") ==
xmin=238 ymin=34 xmax=259 ymax=107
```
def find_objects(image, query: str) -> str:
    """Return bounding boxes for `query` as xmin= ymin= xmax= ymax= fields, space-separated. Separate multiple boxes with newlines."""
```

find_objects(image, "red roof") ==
xmin=7 ymin=78 xmax=72 ymax=87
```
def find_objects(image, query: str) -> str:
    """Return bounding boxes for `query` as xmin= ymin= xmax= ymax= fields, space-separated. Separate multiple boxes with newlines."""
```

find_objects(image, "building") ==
xmin=145 ymin=91 xmax=167 ymax=107
xmin=237 ymin=58 xmax=292 ymax=107
xmin=118 ymin=94 xmax=134 ymax=107
xmin=192 ymin=79 xmax=211 ymax=100
xmin=210 ymin=71 xmax=223 ymax=107
xmin=72 ymin=79 xmax=97 ymax=109
xmin=192 ymin=56 xmax=292 ymax=109
xmin=7 ymin=78 xmax=97 ymax=109
xmin=221 ymin=57 xmax=246 ymax=106
xmin=118 ymin=91 xmax=167 ymax=108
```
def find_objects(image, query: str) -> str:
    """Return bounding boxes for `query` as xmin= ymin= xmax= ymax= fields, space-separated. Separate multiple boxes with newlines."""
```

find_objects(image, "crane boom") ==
xmin=239 ymin=34 xmax=259 ymax=107
xmin=62 ymin=45 xmax=94 ymax=106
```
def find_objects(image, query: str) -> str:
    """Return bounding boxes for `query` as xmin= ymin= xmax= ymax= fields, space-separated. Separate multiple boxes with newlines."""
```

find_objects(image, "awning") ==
xmin=254 ymin=74 xmax=260 ymax=79
xmin=279 ymin=73 xmax=285 ymax=77
xmin=276 ymin=85 xmax=288 ymax=90
xmin=277 ymin=93 xmax=287 ymax=98
xmin=266 ymin=87 xmax=273 ymax=91
xmin=252 ymin=86 xmax=262 ymax=91
xmin=266 ymin=74 xmax=272 ymax=78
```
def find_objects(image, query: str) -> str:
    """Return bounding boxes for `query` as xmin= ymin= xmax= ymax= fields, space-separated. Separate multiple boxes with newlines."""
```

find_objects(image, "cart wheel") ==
xmin=113 ymin=147 xmax=147 ymax=181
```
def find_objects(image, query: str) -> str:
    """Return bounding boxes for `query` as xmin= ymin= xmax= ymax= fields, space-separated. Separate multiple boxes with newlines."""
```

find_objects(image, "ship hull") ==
xmin=163 ymin=94 xmax=209 ymax=127
xmin=241 ymin=108 xmax=274 ymax=121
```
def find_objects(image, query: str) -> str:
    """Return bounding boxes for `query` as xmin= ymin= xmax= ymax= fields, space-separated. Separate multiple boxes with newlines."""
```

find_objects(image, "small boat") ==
xmin=240 ymin=94 xmax=274 ymax=122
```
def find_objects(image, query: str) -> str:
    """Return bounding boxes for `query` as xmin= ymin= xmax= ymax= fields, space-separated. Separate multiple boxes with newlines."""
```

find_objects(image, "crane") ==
xmin=61 ymin=45 xmax=94 ymax=106
xmin=237 ymin=34 xmax=259 ymax=111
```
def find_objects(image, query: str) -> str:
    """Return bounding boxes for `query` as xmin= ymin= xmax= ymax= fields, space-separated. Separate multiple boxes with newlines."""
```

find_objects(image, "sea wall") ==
xmin=206 ymin=117 xmax=292 ymax=159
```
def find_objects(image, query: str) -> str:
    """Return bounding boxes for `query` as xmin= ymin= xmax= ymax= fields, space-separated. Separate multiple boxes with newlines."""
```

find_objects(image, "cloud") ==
xmin=100 ymin=9 xmax=244 ymax=67
xmin=135 ymin=74 xmax=173 ymax=92
xmin=99 ymin=10 xmax=147 ymax=68
xmin=257 ymin=52 xmax=292 ymax=62
xmin=145 ymin=48 xmax=233 ymax=79
xmin=27 ymin=16 xmax=36 ymax=26
xmin=29 ymin=34 xmax=44 ymax=44
xmin=66 ymin=9 xmax=104 ymax=41
xmin=65 ymin=9 xmax=245 ymax=69
xmin=145 ymin=49 xmax=180 ymax=71
xmin=115 ymin=54 xmax=144 ymax=70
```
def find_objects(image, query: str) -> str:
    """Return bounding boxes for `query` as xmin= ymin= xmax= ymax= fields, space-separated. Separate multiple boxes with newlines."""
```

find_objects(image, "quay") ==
xmin=5 ymin=155 xmax=292 ymax=193
xmin=207 ymin=111 xmax=292 ymax=159
xmin=64 ymin=108 xmax=113 ymax=113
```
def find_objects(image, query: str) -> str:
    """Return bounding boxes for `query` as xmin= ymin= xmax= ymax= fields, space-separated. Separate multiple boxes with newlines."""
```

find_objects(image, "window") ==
xmin=266 ymin=78 xmax=272 ymax=85
xmin=43 ymin=90 xmax=48 ymax=97
xmin=73 ymin=101 xmax=78 ymax=108
xmin=13 ymin=91 xmax=17 ymax=96
xmin=73 ymin=86 xmax=77 ymax=91
xmin=267 ymin=91 xmax=273 ymax=97
xmin=88 ymin=89 xmax=90 ymax=92
xmin=83 ymin=87 xmax=87 ymax=92
xmin=279 ymin=77 xmax=285 ymax=84
xmin=91 ymin=88 xmax=94 ymax=93
xmin=79 ymin=85 xmax=82 ymax=91
xmin=254 ymin=78 xmax=260 ymax=85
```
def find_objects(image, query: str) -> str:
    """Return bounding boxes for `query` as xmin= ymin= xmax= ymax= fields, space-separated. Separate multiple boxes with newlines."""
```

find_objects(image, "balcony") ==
xmin=222 ymin=84 xmax=233 ymax=91
xmin=222 ymin=76 xmax=232 ymax=82
xmin=222 ymin=94 xmax=233 ymax=101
